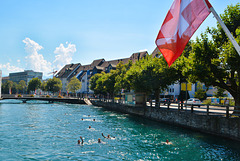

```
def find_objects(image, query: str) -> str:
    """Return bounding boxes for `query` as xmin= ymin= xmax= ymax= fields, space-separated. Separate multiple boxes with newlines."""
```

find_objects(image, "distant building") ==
xmin=55 ymin=63 xmax=81 ymax=93
xmin=9 ymin=70 xmax=43 ymax=84
xmin=56 ymin=51 xmax=148 ymax=95
xmin=74 ymin=51 xmax=148 ymax=95
xmin=2 ymin=76 xmax=9 ymax=84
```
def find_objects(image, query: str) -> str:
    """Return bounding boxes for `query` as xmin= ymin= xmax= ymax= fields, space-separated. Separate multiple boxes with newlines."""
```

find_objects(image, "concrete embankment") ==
xmin=92 ymin=101 xmax=240 ymax=141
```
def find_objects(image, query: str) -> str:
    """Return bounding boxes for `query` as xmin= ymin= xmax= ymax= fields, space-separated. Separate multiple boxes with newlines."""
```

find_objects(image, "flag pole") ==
xmin=204 ymin=0 xmax=240 ymax=56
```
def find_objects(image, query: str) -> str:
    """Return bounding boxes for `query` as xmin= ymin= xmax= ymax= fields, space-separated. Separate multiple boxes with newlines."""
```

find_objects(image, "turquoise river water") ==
xmin=0 ymin=100 xmax=240 ymax=160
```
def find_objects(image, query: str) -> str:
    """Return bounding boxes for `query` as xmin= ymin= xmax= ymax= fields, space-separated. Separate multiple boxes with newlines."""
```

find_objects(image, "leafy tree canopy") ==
xmin=27 ymin=78 xmax=41 ymax=92
xmin=67 ymin=77 xmax=82 ymax=93
xmin=46 ymin=77 xmax=62 ymax=94
xmin=184 ymin=3 xmax=240 ymax=106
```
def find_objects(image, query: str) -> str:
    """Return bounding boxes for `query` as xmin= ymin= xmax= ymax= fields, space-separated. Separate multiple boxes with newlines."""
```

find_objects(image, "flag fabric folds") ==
xmin=155 ymin=0 xmax=212 ymax=66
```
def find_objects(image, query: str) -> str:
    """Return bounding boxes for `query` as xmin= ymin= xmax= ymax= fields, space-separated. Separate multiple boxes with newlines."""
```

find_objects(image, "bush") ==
xmin=58 ymin=95 xmax=63 ymax=98
xmin=202 ymin=99 xmax=211 ymax=105
xmin=30 ymin=94 xmax=34 ymax=97
xmin=46 ymin=95 xmax=50 ymax=98
xmin=17 ymin=94 xmax=22 ymax=97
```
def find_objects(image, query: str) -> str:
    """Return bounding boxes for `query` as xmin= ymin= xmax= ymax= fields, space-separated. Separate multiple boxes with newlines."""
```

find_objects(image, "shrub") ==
xmin=202 ymin=99 xmax=211 ymax=105
xmin=46 ymin=95 xmax=50 ymax=98
xmin=30 ymin=94 xmax=34 ymax=97
xmin=17 ymin=94 xmax=22 ymax=97
xmin=58 ymin=95 xmax=63 ymax=98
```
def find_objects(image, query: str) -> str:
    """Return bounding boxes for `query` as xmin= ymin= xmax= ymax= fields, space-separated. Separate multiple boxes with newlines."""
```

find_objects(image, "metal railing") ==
xmin=90 ymin=98 xmax=240 ymax=118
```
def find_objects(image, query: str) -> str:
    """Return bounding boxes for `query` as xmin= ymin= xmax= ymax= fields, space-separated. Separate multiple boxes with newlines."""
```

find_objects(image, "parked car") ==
xmin=184 ymin=98 xmax=202 ymax=107
xmin=160 ymin=98 xmax=171 ymax=105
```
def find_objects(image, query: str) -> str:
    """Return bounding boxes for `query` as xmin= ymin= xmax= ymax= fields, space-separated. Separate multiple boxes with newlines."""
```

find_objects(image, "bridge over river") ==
xmin=1 ymin=94 xmax=87 ymax=104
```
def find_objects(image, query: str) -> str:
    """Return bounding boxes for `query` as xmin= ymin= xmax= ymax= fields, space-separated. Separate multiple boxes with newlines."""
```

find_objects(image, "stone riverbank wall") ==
xmin=92 ymin=101 xmax=240 ymax=141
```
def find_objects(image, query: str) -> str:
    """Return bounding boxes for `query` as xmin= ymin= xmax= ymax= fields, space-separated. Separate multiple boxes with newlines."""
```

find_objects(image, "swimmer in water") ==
xmin=102 ymin=133 xmax=115 ymax=139
xmin=89 ymin=126 xmax=91 ymax=129
xmin=98 ymin=138 xmax=101 ymax=143
xmin=93 ymin=119 xmax=95 ymax=121
xmin=81 ymin=118 xmax=83 ymax=121
xmin=78 ymin=136 xmax=84 ymax=145
xmin=166 ymin=139 xmax=172 ymax=145
xmin=102 ymin=133 xmax=110 ymax=139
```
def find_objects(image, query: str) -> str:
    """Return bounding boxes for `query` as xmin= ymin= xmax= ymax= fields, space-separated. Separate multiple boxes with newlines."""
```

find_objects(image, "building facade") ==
xmin=9 ymin=70 xmax=43 ymax=84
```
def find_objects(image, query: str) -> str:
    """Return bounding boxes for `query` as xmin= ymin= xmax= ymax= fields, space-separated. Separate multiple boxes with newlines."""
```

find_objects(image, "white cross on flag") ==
xmin=156 ymin=0 xmax=212 ymax=66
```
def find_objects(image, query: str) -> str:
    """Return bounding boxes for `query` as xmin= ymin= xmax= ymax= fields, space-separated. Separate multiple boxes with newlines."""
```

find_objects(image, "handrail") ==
xmin=90 ymin=98 xmax=240 ymax=118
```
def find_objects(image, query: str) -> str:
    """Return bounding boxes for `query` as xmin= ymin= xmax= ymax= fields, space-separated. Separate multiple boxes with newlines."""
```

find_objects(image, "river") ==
xmin=0 ymin=100 xmax=240 ymax=160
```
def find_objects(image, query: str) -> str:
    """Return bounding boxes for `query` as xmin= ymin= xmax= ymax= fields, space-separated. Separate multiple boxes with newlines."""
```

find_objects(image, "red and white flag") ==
xmin=156 ymin=0 xmax=212 ymax=66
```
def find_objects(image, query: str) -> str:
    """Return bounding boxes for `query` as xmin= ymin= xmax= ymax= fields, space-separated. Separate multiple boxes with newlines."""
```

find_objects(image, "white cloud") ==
xmin=0 ymin=63 xmax=24 ymax=76
xmin=23 ymin=38 xmax=52 ymax=76
xmin=53 ymin=42 xmax=76 ymax=70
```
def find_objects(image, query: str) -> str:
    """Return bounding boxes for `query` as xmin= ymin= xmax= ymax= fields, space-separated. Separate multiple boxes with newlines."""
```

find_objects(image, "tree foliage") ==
xmin=126 ymin=55 xmax=178 ymax=104
xmin=67 ymin=77 xmax=82 ymax=93
xmin=1 ymin=80 xmax=14 ymax=94
xmin=114 ymin=61 xmax=132 ymax=93
xmin=194 ymin=84 xmax=207 ymax=101
xmin=185 ymin=3 xmax=240 ymax=106
xmin=214 ymin=87 xmax=227 ymax=98
xmin=17 ymin=80 xmax=27 ymax=94
xmin=27 ymin=78 xmax=42 ymax=92
xmin=46 ymin=77 xmax=62 ymax=94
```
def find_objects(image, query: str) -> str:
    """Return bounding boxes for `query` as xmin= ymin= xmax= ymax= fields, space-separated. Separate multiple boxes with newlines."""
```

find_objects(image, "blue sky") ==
xmin=0 ymin=0 xmax=239 ymax=78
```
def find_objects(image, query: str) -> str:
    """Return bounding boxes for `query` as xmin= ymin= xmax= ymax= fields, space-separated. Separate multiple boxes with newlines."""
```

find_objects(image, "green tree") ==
xmin=27 ymin=78 xmax=42 ymax=93
xmin=12 ymin=82 xmax=18 ymax=94
xmin=126 ymin=55 xmax=178 ymax=105
xmin=90 ymin=72 xmax=106 ymax=95
xmin=173 ymin=41 xmax=192 ymax=103
xmin=185 ymin=3 xmax=240 ymax=108
xmin=214 ymin=87 xmax=227 ymax=98
xmin=194 ymin=84 xmax=207 ymax=101
xmin=90 ymin=70 xmax=117 ymax=99
xmin=46 ymin=77 xmax=62 ymax=95
xmin=102 ymin=70 xmax=117 ymax=98
xmin=40 ymin=80 xmax=47 ymax=93
xmin=1 ymin=80 xmax=13 ymax=94
xmin=114 ymin=61 xmax=132 ymax=93
xmin=67 ymin=77 xmax=82 ymax=96
xmin=17 ymin=80 xmax=27 ymax=94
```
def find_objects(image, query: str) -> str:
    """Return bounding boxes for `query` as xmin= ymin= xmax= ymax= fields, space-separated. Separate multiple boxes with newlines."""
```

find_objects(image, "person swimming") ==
xmin=78 ymin=136 xmax=84 ymax=145
xmin=89 ymin=126 xmax=91 ymax=129
xmin=93 ymin=119 xmax=95 ymax=121
xmin=165 ymin=139 xmax=172 ymax=145
xmin=98 ymin=138 xmax=101 ymax=143
xmin=102 ymin=133 xmax=109 ymax=139
xmin=102 ymin=133 xmax=115 ymax=139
